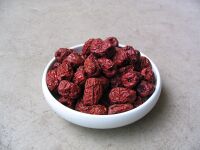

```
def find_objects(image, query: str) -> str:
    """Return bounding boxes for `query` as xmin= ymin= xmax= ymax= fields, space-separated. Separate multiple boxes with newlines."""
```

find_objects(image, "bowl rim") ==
xmin=42 ymin=44 xmax=161 ymax=118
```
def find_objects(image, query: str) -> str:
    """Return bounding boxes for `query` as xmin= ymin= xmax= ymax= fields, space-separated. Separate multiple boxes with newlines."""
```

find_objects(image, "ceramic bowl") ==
xmin=42 ymin=44 xmax=161 ymax=129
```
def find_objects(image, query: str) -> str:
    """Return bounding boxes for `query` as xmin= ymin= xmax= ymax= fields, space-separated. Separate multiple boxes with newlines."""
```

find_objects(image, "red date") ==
xmin=73 ymin=66 xmax=86 ymax=86
xmin=58 ymin=96 xmax=74 ymax=108
xmin=98 ymin=57 xmax=116 ymax=77
xmin=64 ymin=52 xmax=84 ymax=67
xmin=75 ymin=100 xmax=107 ymax=115
xmin=55 ymin=48 xmax=72 ymax=62
xmin=140 ymin=56 xmax=151 ymax=70
xmin=84 ymin=54 xmax=101 ymax=77
xmin=82 ymin=38 xmax=94 ymax=57
xmin=108 ymin=104 xmax=133 ymax=114
xmin=137 ymin=81 xmax=155 ymax=97
xmin=125 ymin=46 xmax=140 ymax=64
xmin=105 ymin=37 xmax=119 ymax=47
xmin=56 ymin=61 xmax=73 ymax=81
xmin=113 ymin=47 xmax=128 ymax=66
xmin=83 ymin=78 xmax=103 ymax=105
xmin=141 ymin=67 xmax=155 ymax=83
xmin=46 ymin=69 xmax=58 ymax=91
xmin=109 ymin=87 xmax=136 ymax=104
xmin=121 ymin=72 xmax=141 ymax=88
xmin=90 ymin=38 xmax=112 ymax=56
xmin=58 ymin=80 xmax=80 ymax=99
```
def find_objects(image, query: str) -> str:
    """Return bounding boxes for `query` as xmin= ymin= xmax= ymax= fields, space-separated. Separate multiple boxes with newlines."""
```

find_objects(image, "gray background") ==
xmin=1 ymin=0 xmax=200 ymax=149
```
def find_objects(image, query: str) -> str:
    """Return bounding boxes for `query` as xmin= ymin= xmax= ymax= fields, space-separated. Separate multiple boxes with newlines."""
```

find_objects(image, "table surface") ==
xmin=1 ymin=0 xmax=200 ymax=149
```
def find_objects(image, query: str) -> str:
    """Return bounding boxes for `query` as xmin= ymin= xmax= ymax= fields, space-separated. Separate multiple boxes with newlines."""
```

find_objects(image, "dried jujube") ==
xmin=47 ymin=37 xmax=156 ymax=115
xmin=113 ymin=47 xmax=128 ymax=66
xmin=64 ymin=52 xmax=84 ymax=67
xmin=137 ymin=81 xmax=155 ymax=97
xmin=90 ymin=38 xmax=112 ymax=56
xmin=76 ymin=100 xmax=107 ymax=115
xmin=55 ymin=48 xmax=72 ymax=62
xmin=105 ymin=37 xmax=119 ymax=47
xmin=140 ymin=56 xmax=151 ymax=70
xmin=57 ymin=61 xmax=73 ymax=81
xmin=73 ymin=66 xmax=86 ymax=85
xmin=58 ymin=80 xmax=80 ymax=99
xmin=141 ymin=67 xmax=155 ymax=83
xmin=83 ymin=78 xmax=103 ymax=106
xmin=82 ymin=38 xmax=94 ymax=57
xmin=58 ymin=96 xmax=74 ymax=108
xmin=46 ymin=69 xmax=58 ymax=91
xmin=98 ymin=57 xmax=116 ymax=77
xmin=84 ymin=54 xmax=101 ymax=77
xmin=108 ymin=104 xmax=134 ymax=114
xmin=109 ymin=87 xmax=136 ymax=104
xmin=121 ymin=72 xmax=141 ymax=88
xmin=125 ymin=46 xmax=140 ymax=64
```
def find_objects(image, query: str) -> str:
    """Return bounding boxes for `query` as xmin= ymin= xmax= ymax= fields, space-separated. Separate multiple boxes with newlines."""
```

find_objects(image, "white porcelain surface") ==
xmin=42 ymin=44 xmax=161 ymax=129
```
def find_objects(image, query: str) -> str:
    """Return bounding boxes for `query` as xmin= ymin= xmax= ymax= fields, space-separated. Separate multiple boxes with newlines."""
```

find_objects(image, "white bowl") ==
xmin=42 ymin=44 xmax=161 ymax=129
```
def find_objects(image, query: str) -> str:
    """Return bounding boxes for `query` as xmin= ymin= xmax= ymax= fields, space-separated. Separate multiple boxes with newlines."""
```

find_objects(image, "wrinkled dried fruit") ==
xmin=57 ymin=62 xmax=73 ymax=80
xmin=98 ymin=57 xmax=116 ymax=77
xmin=84 ymin=54 xmax=101 ymax=77
xmin=47 ymin=37 xmax=156 ymax=115
xmin=46 ymin=69 xmax=58 ymax=91
xmin=90 ymin=39 xmax=112 ymax=56
xmin=58 ymin=80 xmax=80 ymax=99
xmin=108 ymin=104 xmax=133 ymax=114
xmin=113 ymin=47 xmax=128 ymax=66
xmin=82 ymin=39 xmax=94 ymax=57
xmin=58 ymin=97 xmax=74 ymax=108
xmin=83 ymin=78 xmax=103 ymax=105
xmin=109 ymin=87 xmax=136 ymax=104
xmin=137 ymin=81 xmax=155 ymax=97
xmin=126 ymin=48 xmax=140 ymax=64
xmin=75 ymin=100 xmax=107 ymax=115
xmin=121 ymin=72 xmax=141 ymax=88
xmin=140 ymin=56 xmax=151 ymax=69
xmin=105 ymin=37 xmax=119 ymax=47
xmin=64 ymin=52 xmax=84 ymax=67
xmin=73 ymin=66 xmax=86 ymax=85
xmin=141 ymin=67 xmax=155 ymax=83
xmin=55 ymin=48 xmax=72 ymax=62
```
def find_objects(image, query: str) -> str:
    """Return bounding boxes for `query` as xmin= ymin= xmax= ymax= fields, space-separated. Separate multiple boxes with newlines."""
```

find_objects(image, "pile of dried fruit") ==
xmin=46 ymin=37 xmax=156 ymax=115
